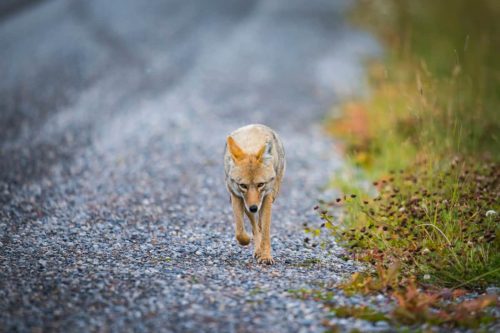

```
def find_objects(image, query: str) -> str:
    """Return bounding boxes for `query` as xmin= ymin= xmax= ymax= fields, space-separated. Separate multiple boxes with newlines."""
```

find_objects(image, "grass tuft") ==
xmin=319 ymin=160 xmax=500 ymax=288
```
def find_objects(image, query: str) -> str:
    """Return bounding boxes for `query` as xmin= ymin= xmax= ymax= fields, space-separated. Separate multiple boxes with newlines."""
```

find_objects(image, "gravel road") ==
xmin=0 ymin=1 xmax=380 ymax=332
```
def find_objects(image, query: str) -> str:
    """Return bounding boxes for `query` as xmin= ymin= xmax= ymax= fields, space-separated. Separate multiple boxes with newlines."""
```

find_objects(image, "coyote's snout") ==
xmin=224 ymin=124 xmax=286 ymax=265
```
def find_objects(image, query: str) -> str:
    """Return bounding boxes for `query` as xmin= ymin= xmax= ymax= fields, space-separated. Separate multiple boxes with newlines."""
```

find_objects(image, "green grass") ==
xmin=306 ymin=2 xmax=500 ymax=328
xmin=347 ymin=0 xmax=500 ymax=159
xmin=290 ymin=281 xmax=497 ymax=329
xmin=320 ymin=160 xmax=500 ymax=288
xmin=293 ymin=257 xmax=322 ymax=268
xmin=321 ymin=0 xmax=500 ymax=290
xmin=330 ymin=305 xmax=389 ymax=323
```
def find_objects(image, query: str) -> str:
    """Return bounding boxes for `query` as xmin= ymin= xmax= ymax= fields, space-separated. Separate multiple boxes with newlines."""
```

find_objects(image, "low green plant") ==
xmin=290 ymin=276 xmax=497 ymax=329
xmin=329 ymin=305 xmax=389 ymax=323
xmin=318 ymin=160 xmax=499 ymax=288
xmin=391 ymin=279 xmax=497 ymax=328
xmin=293 ymin=257 xmax=322 ymax=268
xmin=339 ymin=261 xmax=401 ymax=295
xmin=288 ymin=288 xmax=335 ymax=302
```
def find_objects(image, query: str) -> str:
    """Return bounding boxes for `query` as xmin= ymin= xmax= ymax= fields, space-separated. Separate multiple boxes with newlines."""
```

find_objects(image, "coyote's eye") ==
xmin=239 ymin=184 xmax=248 ymax=190
xmin=257 ymin=183 xmax=265 ymax=188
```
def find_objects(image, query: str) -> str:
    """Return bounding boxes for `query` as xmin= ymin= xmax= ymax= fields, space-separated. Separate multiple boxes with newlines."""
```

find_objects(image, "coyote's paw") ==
xmin=236 ymin=233 xmax=251 ymax=246
xmin=257 ymin=255 xmax=275 ymax=265
xmin=253 ymin=249 xmax=262 ymax=259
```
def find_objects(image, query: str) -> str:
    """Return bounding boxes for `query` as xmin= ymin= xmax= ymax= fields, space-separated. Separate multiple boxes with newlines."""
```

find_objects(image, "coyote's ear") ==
xmin=227 ymin=136 xmax=246 ymax=162
xmin=256 ymin=141 xmax=272 ymax=163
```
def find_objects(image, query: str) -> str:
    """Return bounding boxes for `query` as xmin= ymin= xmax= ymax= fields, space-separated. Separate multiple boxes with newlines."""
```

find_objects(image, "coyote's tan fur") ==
xmin=224 ymin=124 xmax=286 ymax=265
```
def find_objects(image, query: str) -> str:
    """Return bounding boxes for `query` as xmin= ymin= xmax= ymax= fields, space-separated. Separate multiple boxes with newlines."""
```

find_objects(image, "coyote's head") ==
xmin=226 ymin=136 xmax=276 ymax=213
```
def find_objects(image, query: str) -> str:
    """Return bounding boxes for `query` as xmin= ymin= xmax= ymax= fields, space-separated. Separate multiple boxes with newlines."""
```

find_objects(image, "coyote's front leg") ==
xmin=245 ymin=210 xmax=261 ymax=258
xmin=257 ymin=195 xmax=274 ymax=265
xmin=230 ymin=193 xmax=251 ymax=245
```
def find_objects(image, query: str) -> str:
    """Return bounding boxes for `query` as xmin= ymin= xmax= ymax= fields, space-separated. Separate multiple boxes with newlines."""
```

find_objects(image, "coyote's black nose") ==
xmin=249 ymin=205 xmax=258 ymax=213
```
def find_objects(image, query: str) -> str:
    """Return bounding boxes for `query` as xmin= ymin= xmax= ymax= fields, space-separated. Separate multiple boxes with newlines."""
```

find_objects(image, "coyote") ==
xmin=224 ymin=124 xmax=286 ymax=265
